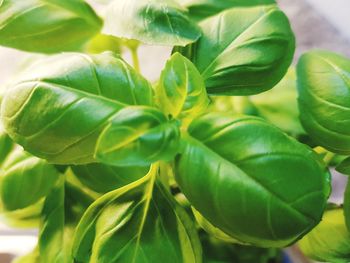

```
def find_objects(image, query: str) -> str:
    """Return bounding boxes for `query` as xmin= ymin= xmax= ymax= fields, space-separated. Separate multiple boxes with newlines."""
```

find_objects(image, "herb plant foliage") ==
xmin=0 ymin=0 xmax=348 ymax=262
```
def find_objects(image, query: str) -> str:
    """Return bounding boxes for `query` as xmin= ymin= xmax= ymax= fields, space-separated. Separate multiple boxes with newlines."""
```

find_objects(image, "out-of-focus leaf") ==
xmin=0 ymin=0 xmax=102 ymax=53
xmin=103 ymin=0 xmax=201 ymax=46
xmin=299 ymin=207 xmax=350 ymax=263
xmin=85 ymin=34 xmax=122 ymax=54
xmin=71 ymin=163 xmax=149 ymax=193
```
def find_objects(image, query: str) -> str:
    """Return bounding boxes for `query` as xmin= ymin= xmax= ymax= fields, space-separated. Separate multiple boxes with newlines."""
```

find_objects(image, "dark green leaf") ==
xmin=103 ymin=0 xmax=201 ymax=46
xmin=174 ymin=5 xmax=295 ymax=95
xmin=96 ymin=106 xmax=181 ymax=166
xmin=72 ymin=164 xmax=202 ymax=263
xmin=1 ymin=52 xmax=154 ymax=164
xmin=175 ymin=113 xmax=330 ymax=247
xmin=297 ymin=50 xmax=350 ymax=154
xmin=299 ymin=208 xmax=350 ymax=262
xmin=0 ymin=0 xmax=102 ymax=53
xmin=71 ymin=163 xmax=149 ymax=193
xmin=157 ymin=52 xmax=209 ymax=122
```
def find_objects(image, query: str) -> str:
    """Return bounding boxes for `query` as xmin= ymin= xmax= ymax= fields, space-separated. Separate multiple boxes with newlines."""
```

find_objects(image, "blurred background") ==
xmin=0 ymin=0 xmax=349 ymax=262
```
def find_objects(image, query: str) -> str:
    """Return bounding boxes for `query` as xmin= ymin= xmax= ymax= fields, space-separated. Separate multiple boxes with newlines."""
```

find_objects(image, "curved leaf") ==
xmin=174 ymin=5 xmax=295 ymax=95
xmin=0 ymin=123 xmax=14 ymax=165
xmin=96 ymin=106 xmax=181 ymax=166
xmin=1 ymin=52 xmax=154 ymax=164
xmin=103 ymin=0 xmax=201 ymax=46
xmin=297 ymin=50 xmax=350 ymax=154
xmin=175 ymin=113 xmax=330 ymax=247
xmin=178 ymin=0 xmax=276 ymax=21
xmin=0 ymin=0 xmax=102 ymax=53
xmin=72 ymin=164 xmax=202 ymax=263
xmin=299 ymin=208 xmax=350 ymax=263
xmin=157 ymin=52 xmax=209 ymax=122
xmin=71 ymin=163 xmax=149 ymax=193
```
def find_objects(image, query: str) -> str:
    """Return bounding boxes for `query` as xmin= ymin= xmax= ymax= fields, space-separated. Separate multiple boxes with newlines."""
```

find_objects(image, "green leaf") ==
xmin=174 ymin=5 xmax=295 ymax=95
xmin=96 ymin=106 xmax=181 ymax=166
xmin=157 ymin=52 xmax=209 ymax=122
xmin=297 ymin=50 xmax=350 ymax=154
xmin=1 ymin=52 xmax=154 ymax=164
xmin=71 ymin=163 xmax=149 ymax=193
xmin=336 ymin=157 xmax=350 ymax=176
xmin=0 ymin=0 xmax=102 ymax=53
xmin=13 ymin=247 xmax=40 ymax=263
xmin=85 ymin=34 xmax=122 ymax=54
xmin=175 ymin=113 xmax=330 ymax=247
xmin=72 ymin=164 xmax=202 ymax=263
xmin=38 ymin=176 xmax=94 ymax=263
xmin=0 ymin=148 xmax=60 ymax=211
xmin=177 ymin=0 xmax=276 ymax=21
xmin=0 ymin=123 xmax=14 ymax=165
xmin=102 ymin=0 xmax=201 ymax=46
xmin=298 ymin=207 xmax=350 ymax=263
xmin=250 ymin=68 xmax=304 ymax=135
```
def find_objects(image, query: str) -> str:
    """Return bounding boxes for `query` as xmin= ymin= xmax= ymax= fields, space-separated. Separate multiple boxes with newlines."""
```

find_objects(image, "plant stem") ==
xmin=324 ymin=151 xmax=336 ymax=165
xmin=130 ymin=47 xmax=140 ymax=73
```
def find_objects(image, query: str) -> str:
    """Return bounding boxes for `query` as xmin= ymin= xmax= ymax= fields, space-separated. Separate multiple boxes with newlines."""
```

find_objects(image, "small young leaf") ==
xmin=96 ymin=106 xmax=181 ymax=166
xmin=0 ymin=0 xmax=102 ymax=53
xmin=297 ymin=50 xmax=350 ymax=154
xmin=72 ymin=165 xmax=202 ymax=263
xmin=71 ymin=163 xmax=149 ymax=193
xmin=157 ymin=52 xmax=209 ymax=122
xmin=298 ymin=208 xmax=350 ymax=262
xmin=174 ymin=5 xmax=295 ymax=95
xmin=178 ymin=0 xmax=276 ymax=21
xmin=175 ymin=113 xmax=330 ymax=247
xmin=103 ymin=0 xmax=201 ymax=46
xmin=1 ymin=52 xmax=154 ymax=164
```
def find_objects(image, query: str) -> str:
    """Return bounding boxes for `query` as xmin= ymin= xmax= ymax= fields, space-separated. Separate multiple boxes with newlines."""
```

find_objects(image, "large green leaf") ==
xmin=72 ymin=164 xmax=202 ymax=263
xmin=177 ymin=0 xmax=276 ymax=21
xmin=156 ymin=52 xmax=209 ymax=123
xmin=0 ymin=0 xmax=102 ymax=53
xmin=250 ymin=68 xmax=304 ymax=135
xmin=38 ymin=177 xmax=94 ymax=263
xmin=1 ymin=52 xmax=154 ymax=164
xmin=96 ymin=106 xmax=181 ymax=166
xmin=174 ymin=5 xmax=295 ymax=95
xmin=71 ymin=163 xmax=149 ymax=194
xmin=299 ymin=207 xmax=350 ymax=263
xmin=103 ymin=0 xmax=201 ymax=46
xmin=175 ymin=113 xmax=330 ymax=247
xmin=297 ymin=50 xmax=350 ymax=154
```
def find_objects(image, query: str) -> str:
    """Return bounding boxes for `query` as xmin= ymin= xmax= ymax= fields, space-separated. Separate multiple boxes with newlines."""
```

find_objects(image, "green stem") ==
xmin=323 ymin=151 xmax=336 ymax=165
xmin=130 ymin=47 xmax=140 ymax=73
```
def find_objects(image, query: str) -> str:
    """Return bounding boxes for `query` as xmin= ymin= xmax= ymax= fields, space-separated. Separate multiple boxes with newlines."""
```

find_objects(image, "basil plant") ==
xmin=0 ymin=0 xmax=348 ymax=262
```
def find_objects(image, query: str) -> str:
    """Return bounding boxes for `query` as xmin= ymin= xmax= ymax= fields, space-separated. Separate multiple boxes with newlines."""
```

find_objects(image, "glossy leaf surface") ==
xmin=0 ymin=0 xmax=102 ymax=53
xmin=297 ymin=50 xmax=350 ymax=154
xmin=299 ymin=208 xmax=350 ymax=263
xmin=71 ymin=163 xmax=149 ymax=193
xmin=73 ymin=165 xmax=202 ymax=263
xmin=96 ymin=106 xmax=181 ymax=166
xmin=176 ymin=113 xmax=330 ymax=247
xmin=1 ymin=52 xmax=154 ymax=164
xmin=175 ymin=5 xmax=295 ymax=95
xmin=178 ymin=0 xmax=276 ymax=21
xmin=103 ymin=0 xmax=201 ymax=46
xmin=157 ymin=53 xmax=209 ymax=122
